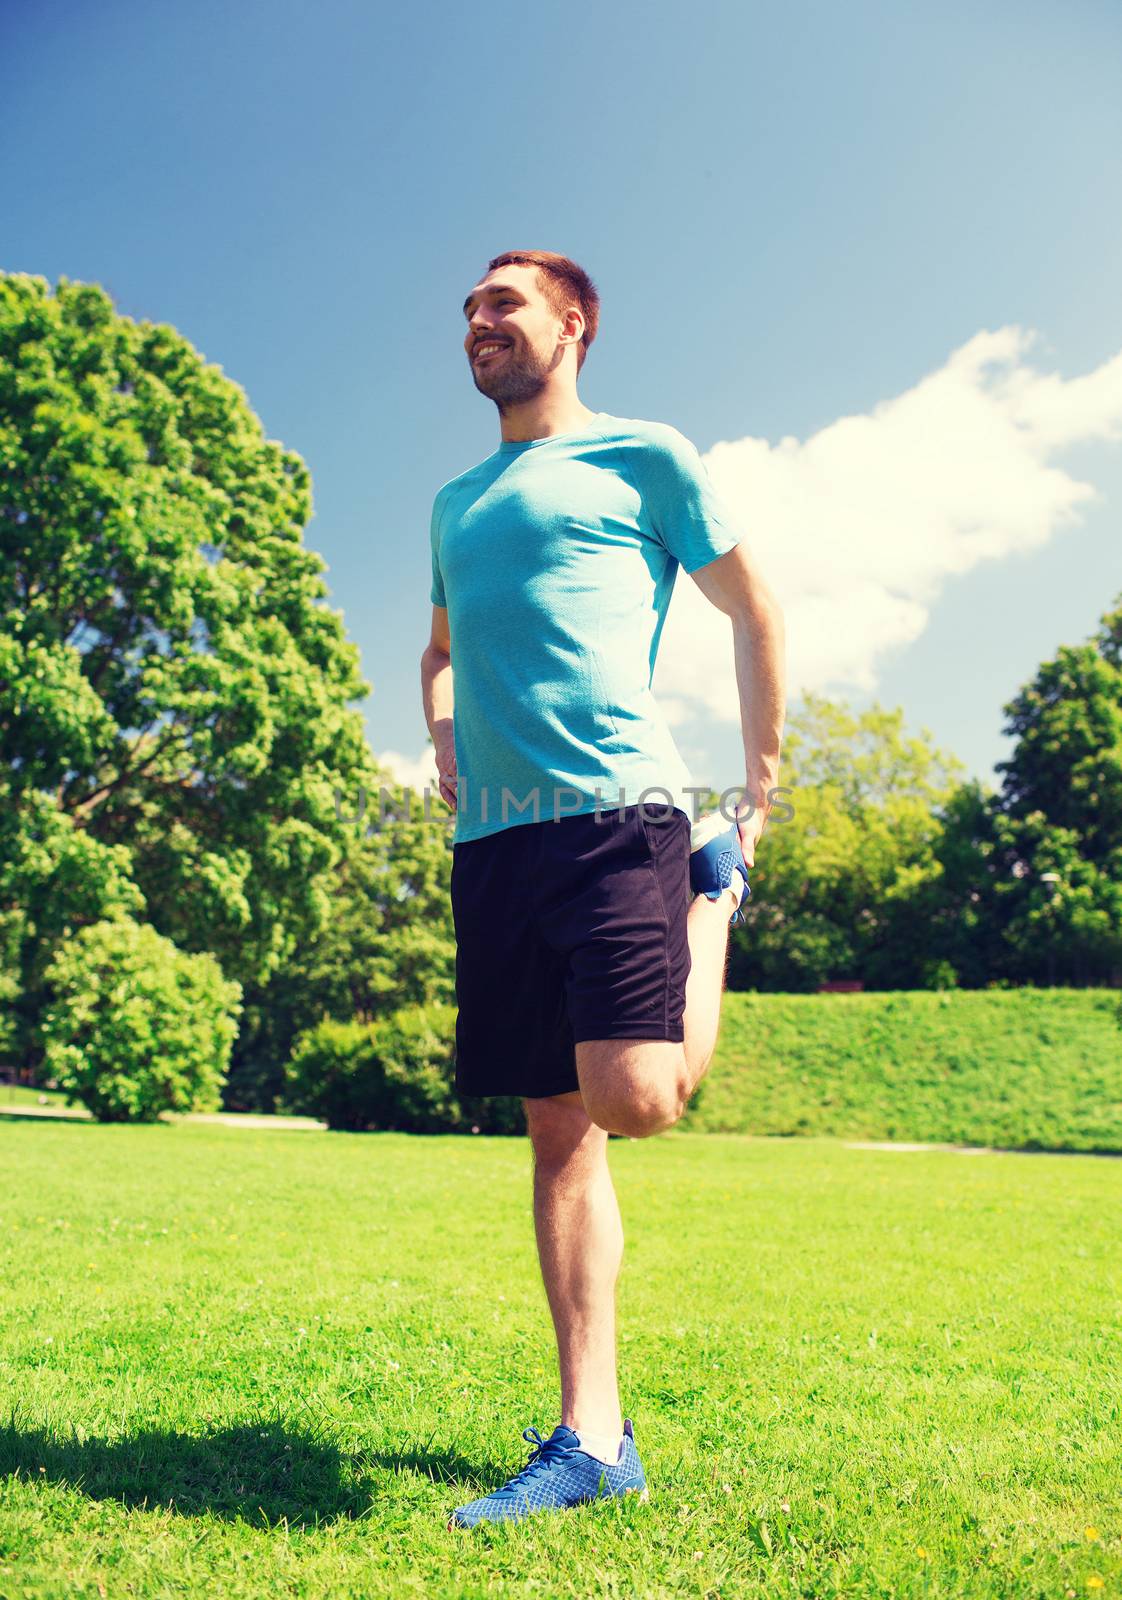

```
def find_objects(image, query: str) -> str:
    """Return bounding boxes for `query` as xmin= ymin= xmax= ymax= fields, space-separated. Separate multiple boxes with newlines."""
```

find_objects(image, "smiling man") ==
xmin=420 ymin=249 xmax=786 ymax=1528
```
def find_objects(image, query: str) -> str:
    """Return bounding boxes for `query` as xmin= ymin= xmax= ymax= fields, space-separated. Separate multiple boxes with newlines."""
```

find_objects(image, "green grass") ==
xmin=686 ymin=989 xmax=1122 ymax=1152
xmin=0 ymin=1085 xmax=70 ymax=1111
xmin=1 ymin=1120 xmax=1118 ymax=1599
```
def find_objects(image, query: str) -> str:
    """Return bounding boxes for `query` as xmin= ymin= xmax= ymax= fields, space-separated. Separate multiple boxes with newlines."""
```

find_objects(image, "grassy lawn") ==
xmin=0 ymin=1085 xmax=71 ymax=1112
xmin=1 ymin=1119 xmax=1118 ymax=1599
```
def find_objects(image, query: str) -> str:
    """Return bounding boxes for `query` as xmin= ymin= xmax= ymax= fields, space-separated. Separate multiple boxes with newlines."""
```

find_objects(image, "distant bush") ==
xmin=283 ymin=1003 xmax=525 ymax=1134
xmin=38 ymin=917 xmax=243 ymax=1122
xmin=284 ymin=1008 xmax=453 ymax=1132
xmin=455 ymin=1084 xmax=526 ymax=1138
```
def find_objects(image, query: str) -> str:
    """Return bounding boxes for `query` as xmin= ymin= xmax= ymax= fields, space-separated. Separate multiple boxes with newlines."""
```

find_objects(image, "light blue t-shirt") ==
xmin=429 ymin=411 xmax=743 ymax=844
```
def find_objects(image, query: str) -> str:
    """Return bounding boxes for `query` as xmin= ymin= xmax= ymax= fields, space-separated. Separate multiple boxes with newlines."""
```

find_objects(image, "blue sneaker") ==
xmin=448 ymin=1420 xmax=648 ymax=1528
xmin=689 ymin=814 xmax=752 ymax=926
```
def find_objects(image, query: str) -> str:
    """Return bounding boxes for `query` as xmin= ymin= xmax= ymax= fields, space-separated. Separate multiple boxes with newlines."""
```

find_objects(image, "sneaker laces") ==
xmin=495 ymin=1427 xmax=578 ymax=1496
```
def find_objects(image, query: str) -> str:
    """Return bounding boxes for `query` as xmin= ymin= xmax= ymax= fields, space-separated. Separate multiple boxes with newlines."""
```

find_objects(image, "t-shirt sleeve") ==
xmin=639 ymin=423 xmax=743 ymax=573
xmin=429 ymin=489 xmax=447 ymax=608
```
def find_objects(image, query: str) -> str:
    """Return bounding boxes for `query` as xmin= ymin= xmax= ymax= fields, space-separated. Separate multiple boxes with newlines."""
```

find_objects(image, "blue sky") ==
xmin=5 ymin=0 xmax=1121 ymax=796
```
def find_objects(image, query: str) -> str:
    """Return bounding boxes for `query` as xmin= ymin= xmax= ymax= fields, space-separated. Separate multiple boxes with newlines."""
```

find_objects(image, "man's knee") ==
xmin=523 ymin=1090 xmax=604 ymax=1171
xmin=593 ymin=1086 xmax=686 ymax=1139
xmin=575 ymin=1041 xmax=690 ymax=1139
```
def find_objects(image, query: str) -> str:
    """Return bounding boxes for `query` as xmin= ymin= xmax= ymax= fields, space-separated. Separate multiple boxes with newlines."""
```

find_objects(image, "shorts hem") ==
xmin=570 ymin=1022 xmax=685 ymax=1044
xmin=458 ymin=1081 xmax=580 ymax=1100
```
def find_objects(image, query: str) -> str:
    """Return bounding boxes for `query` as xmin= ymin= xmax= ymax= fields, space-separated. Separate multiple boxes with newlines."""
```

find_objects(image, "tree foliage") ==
xmin=988 ymin=594 xmax=1122 ymax=985
xmin=730 ymin=694 xmax=965 ymax=991
xmin=997 ymin=600 xmax=1122 ymax=866
xmin=732 ymin=592 xmax=1122 ymax=993
xmin=226 ymin=789 xmax=456 ymax=1112
xmin=0 ymin=272 xmax=396 ymax=1071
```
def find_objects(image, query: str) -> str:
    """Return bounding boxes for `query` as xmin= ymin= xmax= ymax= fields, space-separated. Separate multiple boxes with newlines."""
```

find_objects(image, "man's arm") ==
xmin=688 ymin=543 xmax=786 ymax=864
xmin=421 ymin=604 xmax=457 ymax=812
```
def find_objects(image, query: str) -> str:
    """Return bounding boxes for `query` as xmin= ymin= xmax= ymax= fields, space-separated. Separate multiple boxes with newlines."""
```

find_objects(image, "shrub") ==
xmin=455 ymin=1086 xmax=527 ymax=1137
xmin=284 ymin=1007 xmax=450 ymax=1131
xmin=283 ymin=1002 xmax=525 ymax=1134
xmin=37 ymin=917 xmax=243 ymax=1122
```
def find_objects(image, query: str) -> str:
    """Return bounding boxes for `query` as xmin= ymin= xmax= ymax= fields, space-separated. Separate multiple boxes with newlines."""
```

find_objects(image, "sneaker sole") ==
xmin=448 ymin=1483 xmax=649 ymax=1528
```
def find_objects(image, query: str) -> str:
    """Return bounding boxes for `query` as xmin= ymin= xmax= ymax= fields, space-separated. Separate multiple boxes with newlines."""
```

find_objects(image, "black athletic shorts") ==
xmin=450 ymin=801 xmax=692 ymax=1100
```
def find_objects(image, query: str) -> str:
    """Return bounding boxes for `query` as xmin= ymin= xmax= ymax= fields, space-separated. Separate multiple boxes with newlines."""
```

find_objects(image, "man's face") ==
xmin=462 ymin=263 xmax=578 ymax=404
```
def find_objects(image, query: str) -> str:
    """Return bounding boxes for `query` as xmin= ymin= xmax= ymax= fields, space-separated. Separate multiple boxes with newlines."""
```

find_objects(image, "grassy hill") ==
xmin=687 ymin=988 xmax=1122 ymax=1152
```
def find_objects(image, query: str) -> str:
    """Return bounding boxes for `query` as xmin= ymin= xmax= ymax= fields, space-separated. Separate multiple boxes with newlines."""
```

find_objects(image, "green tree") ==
xmin=989 ymin=594 xmax=1122 ymax=985
xmin=997 ymin=595 xmax=1122 ymax=867
xmin=907 ymin=777 xmax=1003 ymax=990
xmin=729 ymin=693 xmax=965 ymax=991
xmin=226 ymin=779 xmax=455 ymax=1112
xmin=1 ymin=272 xmax=388 ymax=1068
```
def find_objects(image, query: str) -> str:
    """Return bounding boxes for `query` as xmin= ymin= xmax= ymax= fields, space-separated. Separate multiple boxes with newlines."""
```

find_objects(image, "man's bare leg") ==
xmin=523 ymin=1090 xmax=625 ymax=1438
xmin=519 ymin=846 xmax=743 ymax=1440
xmin=521 ymin=882 xmax=739 ymax=1440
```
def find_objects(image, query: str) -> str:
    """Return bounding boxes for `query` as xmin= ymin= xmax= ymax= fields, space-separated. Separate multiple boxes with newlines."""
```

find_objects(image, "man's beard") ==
xmin=472 ymin=340 xmax=559 ymax=408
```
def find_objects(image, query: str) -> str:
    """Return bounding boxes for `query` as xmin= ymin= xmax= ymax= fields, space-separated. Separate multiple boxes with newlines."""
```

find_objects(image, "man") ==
xmin=420 ymin=250 xmax=786 ymax=1528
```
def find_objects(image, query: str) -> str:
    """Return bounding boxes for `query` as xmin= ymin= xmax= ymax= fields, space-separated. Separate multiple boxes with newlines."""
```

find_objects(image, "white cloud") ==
xmin=376 ymin=745 xmax=438 ymax=790
xmin=657 ymin=326 xmax=1122 ymax=721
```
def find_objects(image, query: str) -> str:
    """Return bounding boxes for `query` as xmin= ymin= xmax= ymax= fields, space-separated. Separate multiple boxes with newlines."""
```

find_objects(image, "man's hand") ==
xmin=732 ymin=790 xmax=772 ymax=869
xmin=431 ymin=714 xmax=457 ymax=812
xmin=436 ymin=740 xmax=458 ymax=812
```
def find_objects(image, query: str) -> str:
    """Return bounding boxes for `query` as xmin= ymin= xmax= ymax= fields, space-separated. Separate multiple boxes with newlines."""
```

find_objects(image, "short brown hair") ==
xmin=485 ymin=249 xmax=600 ymax=373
